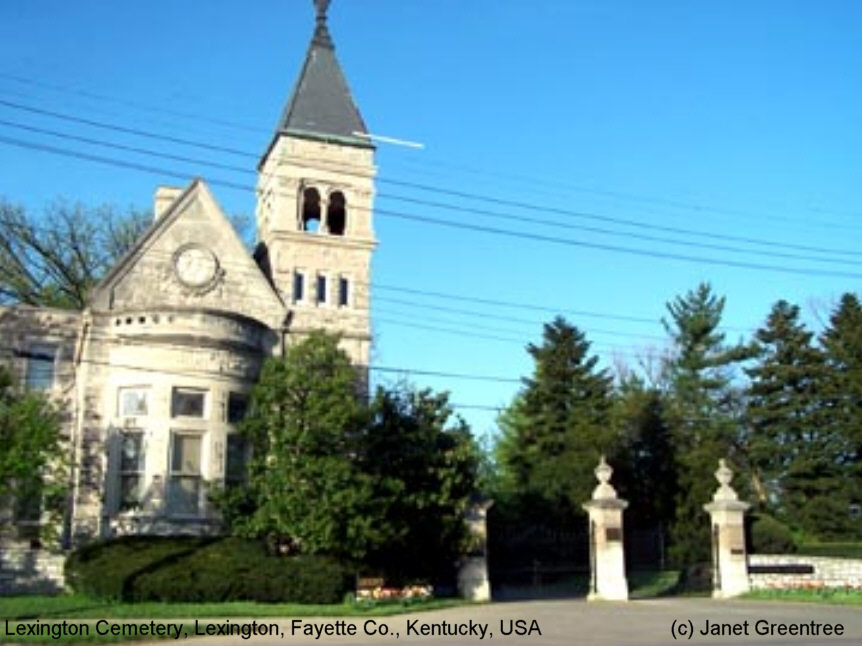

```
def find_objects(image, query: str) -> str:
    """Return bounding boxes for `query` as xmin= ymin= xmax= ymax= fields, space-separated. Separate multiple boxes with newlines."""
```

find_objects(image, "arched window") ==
xmin=301 ymin=187 xmax=321 ymax=232
xmin=327 ymin=191 xmax=346 ymax=236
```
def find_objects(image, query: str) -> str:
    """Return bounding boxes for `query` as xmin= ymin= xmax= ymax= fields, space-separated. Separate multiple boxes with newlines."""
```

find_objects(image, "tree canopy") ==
xmin=218 ymin=332 xmax=481 ymax=577
xmin=0 ymin=365 xmax=67 ymax=538
xmin=0 ymin=199 xmax=150 ymax=309
xmin=496 ymin=316 xmax=616 ymax=520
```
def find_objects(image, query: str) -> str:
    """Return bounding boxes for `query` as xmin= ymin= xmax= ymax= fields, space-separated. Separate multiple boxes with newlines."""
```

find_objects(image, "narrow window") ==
xmin=119 ymin=387 xmax=149 ymax=417
xmin=25 ymin=343 xmax=56 ymax=391
xmin=327 ymin=191 xmax=346 ymax=236
xmin=171 ymin=388 xmax=206 ymax=418
xmin=225 ymin=434 xmax=247 ymax=488
xmin=119 ymin=431 xmax=145 ymax=510
xmin=317 ymin=274 xmax=327 ymax=304
xmin=293 ymin=271 xmax=305 ymax=303
xmin=168 ymin=433 xmax=202 ymax=515
xmin=13 ymin=482 xmax=42 ymax=524
xmin=339 ymin=277 xmax=350 ymax=307
xmin=227 ymin=392 xmax=248 ymax=424
xmin=301 ymin=187 xmax=321 ymax=232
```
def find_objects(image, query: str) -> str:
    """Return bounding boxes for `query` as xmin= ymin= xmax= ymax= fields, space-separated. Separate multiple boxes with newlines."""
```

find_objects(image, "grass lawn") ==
xmin=0 ymin=596 xmax=466 ymax=644
xmin=628 ymin=570 xmax=680 ymax=599
xmin=744 ymin=588 xmax=862 ymax=605
xmin=2 ymin=621 xmax=200 ymax=644
xmin=0 ymin=595 xmax=465 ymax=620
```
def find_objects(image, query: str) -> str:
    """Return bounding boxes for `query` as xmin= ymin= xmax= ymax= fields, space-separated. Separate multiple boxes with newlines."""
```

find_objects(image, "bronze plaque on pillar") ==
xmin=605 ymin=527 xmax=622 ymax=541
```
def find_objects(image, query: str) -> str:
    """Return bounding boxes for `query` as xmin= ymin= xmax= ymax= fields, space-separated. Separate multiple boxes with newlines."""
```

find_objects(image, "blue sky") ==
xmin=1 ymin=1 xmax=861 ymax=439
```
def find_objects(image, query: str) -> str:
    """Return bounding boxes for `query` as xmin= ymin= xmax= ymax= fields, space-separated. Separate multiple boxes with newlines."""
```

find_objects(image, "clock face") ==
xmin=173 ymin=244 xmax=218 ymax=288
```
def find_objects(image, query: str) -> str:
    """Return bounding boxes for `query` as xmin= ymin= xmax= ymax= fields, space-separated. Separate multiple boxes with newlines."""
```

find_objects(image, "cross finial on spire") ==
xmin=313 ymin=0 xmax=334 ymax=48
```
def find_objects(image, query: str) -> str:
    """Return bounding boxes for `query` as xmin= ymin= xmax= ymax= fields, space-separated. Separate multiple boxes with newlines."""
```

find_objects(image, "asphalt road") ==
xmin=126 ymin=598 xmax=861 ymax=646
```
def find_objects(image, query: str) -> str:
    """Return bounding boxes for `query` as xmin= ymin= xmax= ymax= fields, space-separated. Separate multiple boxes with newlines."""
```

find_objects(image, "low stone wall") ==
xmin=0 ymin=540 xmax=66 ymax=595
xmin=748 ymin=554 xmax=862 ymax=590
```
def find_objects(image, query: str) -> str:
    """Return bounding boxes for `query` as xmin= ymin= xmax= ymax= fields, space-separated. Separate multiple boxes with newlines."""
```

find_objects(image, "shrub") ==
xmin=65 ymin=535 xmax=213 ymax=600
xmin=749 ymin=514 xmax=796 ymax=554
xmin=796 ymin=542 xmax=862 ymax=559
xmin=66 ymin=536 xmax=351 ymax=603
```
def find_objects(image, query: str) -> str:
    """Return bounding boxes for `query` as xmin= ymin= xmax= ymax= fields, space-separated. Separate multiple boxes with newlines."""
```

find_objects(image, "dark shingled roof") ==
xmin=275 ymin=1 xmax=371 ymax=148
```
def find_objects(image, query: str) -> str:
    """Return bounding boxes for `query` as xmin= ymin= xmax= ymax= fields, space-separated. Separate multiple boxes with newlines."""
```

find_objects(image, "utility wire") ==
xmin=4 ymin=73 xmax=861 ymax=228
xmin=2 ymin=131 xmax=861 ymax=281
xmin=9 ymin=112 xmax=860 ymax=265
xmin=1 ymin=97 xmax=859 ymax=259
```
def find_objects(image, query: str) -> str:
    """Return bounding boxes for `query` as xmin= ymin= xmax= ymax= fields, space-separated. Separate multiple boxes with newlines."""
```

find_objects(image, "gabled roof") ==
xmin=273 ymin=1 xmax=371 ymax=149
xmin=89 ymin=179 xmax=285 ymax=330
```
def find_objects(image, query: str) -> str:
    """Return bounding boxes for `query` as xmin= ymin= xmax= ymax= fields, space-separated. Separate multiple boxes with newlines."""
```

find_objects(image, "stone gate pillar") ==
xmin=582 ymin=457 xmax=629 ymax=601
xmin=703 ymin=459 xmax=750 ymax=599
xmin=457 ymin=500 xmax=492 ymax=601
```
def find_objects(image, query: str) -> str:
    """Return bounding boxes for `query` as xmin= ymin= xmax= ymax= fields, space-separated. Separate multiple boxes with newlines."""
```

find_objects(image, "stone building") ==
xmin=0 ymin=0 xmax=375 ymax=547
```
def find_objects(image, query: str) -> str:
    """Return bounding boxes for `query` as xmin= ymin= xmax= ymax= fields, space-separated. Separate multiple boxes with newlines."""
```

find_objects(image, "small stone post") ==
xmin=582 ymin=457 xmax=629 ymax=601
xmin=457 ymin=500 xmax=493 ymax=601
xmin=703 ymin=459 xmax=750 ymax=599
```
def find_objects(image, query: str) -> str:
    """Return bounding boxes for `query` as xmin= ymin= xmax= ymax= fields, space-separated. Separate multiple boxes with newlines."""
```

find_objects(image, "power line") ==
xmin=0 ymin=72 xmax=267 ymax=135
xmin=0 ymin=211 xmax=688 ymax=338
xmin=2 ymin=97 xmax=860 ymax=260
xmin=388 ymin=154 xmax=862 ymax=228
xmin=10 ymin=111 xmax=859 ymax=265
xmin=378 ymin=191 xmax=862 ymax=261
xmin=375 ymin=208 xmax=862 ymax=280
xmin=0 ymin=98 xmax=257 ymax=159
xmin=3 ymin=130 xmax=861 ymax=281
xmin=8 ymin=110 xmax=856 ymax=265
xmin=374 ymin=295 xmax=670 ymax=340
xmin=4 ymin=72 xmax=861 ymax=230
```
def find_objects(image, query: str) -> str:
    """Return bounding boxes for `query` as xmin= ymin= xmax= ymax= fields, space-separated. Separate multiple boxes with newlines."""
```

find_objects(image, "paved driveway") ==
xmin=130 ymin=598 xmax=860 ymax=646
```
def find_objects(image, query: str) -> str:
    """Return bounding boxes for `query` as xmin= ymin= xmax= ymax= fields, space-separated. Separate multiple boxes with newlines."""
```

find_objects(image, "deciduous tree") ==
xmin=0 ymin=199 xmax=150 ymax=309
xmin=0 ymin=366 xmax=66 ymax=538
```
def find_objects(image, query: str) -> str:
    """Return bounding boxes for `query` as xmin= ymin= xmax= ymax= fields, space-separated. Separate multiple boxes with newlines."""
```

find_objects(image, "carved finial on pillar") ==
xmin=592 ymin=455 xmax=618 ymax=500
xmin=582 ymin=456 xmax=629 ymax=601
xmin=712 ymin=458 xmax=739 ymax=502
xmin=312 ymin=0 xmax=334 ymax=48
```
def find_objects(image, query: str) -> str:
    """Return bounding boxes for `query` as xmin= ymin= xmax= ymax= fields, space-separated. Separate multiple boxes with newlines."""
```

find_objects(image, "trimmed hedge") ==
xmin=65 ymin=536 xmax=351 ymax=603
xmin=797 ymin=543 xmax=862 ymax=559
xmin=65 ymin=535 xmax=213 ymax=600
xmin=749 ymin=514 xmax=796 ymax=554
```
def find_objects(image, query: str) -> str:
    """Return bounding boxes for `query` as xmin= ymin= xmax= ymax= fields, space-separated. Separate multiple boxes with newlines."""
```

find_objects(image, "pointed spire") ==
xmin=312 ymin=0 xmax=333 ymax=49
xmin=268 ymin=0 xmax=370 ymax=150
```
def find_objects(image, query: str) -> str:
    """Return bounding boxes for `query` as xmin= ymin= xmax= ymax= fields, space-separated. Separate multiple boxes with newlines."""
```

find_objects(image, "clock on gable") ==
xmin=172 ymin=243 xmax=223 ymax=294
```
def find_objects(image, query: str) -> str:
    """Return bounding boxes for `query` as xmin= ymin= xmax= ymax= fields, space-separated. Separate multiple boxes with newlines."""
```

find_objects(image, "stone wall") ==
xmin=0 ymin=541 xmax=66 ymax=595
xmin=748 ymin=554 xmax=862 ymax=589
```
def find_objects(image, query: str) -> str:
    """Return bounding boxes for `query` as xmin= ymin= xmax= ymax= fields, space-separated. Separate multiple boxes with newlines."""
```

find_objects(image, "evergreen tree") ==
xmin=661 ymin=283 xmax=752 ymax=564
xmin=744 ymin=300 xmax=841 ymax=534
xmin=496 ymin=317 xmax=616 ymax=520
xmin=217 ymin=334 xmax=482 ymax=571
xmin=361 ymin=386 xmax=479 ymax=582
xmin=225 ymin=331 xmax=377 ymax=560
xmin=612 ymin=375 xmax=677 ymax=532
xmin=818 ymin=293 xmax=862 ymax=538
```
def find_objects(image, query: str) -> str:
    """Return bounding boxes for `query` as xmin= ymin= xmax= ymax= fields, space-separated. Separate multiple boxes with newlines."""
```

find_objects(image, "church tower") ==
xmin=257 ymin=0 xmax=375 ymax=368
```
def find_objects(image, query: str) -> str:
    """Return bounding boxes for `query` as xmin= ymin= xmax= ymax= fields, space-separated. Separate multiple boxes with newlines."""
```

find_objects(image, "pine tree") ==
xmin=496 ymin=317 xmax=616 ymax=520
xmin=745 ymin=300 xmax=839 ymax=535
xmin=818 ymin=293 xmax=862 ymax=538
xmin=661 ymin=283 xmax=752 ymax=564
xmin=612 ymin=375 xmax=678 ymax=532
